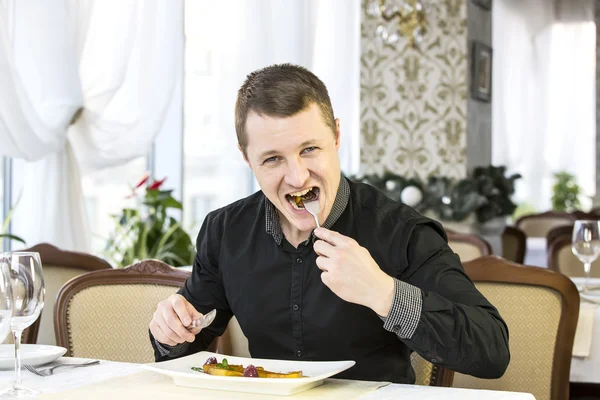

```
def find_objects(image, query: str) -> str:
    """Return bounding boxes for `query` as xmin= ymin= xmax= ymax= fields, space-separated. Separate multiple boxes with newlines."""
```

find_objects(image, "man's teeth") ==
xmin=289 ymin=188 xmax=313 ymax=197
xmin=290 ymin=199 xmax=303 ymax=210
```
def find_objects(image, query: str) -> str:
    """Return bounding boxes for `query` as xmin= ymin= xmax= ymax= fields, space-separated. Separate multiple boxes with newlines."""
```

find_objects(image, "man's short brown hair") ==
xmin=235 ymin=64 xmax=336 ymax=157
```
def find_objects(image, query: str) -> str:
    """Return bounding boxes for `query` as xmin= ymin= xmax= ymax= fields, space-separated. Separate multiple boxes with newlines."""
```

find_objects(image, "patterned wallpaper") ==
xmin=360 ymin=0 xmax=468 ymax=180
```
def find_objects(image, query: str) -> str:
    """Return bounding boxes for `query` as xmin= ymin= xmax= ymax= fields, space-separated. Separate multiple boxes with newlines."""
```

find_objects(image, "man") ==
xmin=149 ymin=63 xmax=510 ymax=383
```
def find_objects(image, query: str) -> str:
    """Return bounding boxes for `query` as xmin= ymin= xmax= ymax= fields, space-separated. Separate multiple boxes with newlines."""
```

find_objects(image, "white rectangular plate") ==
xmin=143 ymin=351 xmax=355 ymax=396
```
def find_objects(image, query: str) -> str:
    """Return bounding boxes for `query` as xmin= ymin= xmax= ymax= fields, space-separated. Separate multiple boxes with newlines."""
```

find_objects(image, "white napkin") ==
xmin=573 ymin=302 xmax=597 ymax=357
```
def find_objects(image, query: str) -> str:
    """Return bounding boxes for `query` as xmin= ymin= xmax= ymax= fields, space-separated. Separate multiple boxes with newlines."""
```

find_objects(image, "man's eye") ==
xmin=264 ymin=156 xmax=279 ymax=164
xmin=302 ymin=147 xmax=317 ymax=154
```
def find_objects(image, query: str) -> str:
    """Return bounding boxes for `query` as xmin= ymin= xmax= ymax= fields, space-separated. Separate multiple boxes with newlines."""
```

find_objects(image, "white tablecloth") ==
xmin=523 ymin=238 xmax=547 ymax=268
xmin=0 ymin=358 xmax=535 ymax=399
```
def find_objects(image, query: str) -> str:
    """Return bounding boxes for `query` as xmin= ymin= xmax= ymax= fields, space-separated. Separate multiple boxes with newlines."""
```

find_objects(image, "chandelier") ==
xmin=365 ymin=0 xmax=427 ymax=47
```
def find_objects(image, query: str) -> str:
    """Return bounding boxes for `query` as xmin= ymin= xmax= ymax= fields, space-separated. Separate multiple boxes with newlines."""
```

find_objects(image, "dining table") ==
xmin=0 ymin=357 xmax=536 ymax=399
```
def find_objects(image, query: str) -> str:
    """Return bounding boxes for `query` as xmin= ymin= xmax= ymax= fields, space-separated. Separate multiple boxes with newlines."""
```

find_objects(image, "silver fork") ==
xmin=24 ymin=360 xmax=100 ymax=376
xmin=304 ymin=200 xmax=320 ymax=229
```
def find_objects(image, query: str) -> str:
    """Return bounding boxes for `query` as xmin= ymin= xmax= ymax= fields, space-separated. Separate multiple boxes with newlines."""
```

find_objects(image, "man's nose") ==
xmin=284 ymin=158 xmax=310 ymax=188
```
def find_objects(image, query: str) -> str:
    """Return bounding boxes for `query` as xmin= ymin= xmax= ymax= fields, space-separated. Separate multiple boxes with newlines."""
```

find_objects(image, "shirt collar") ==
xmin=264 ymin=174 xmax=350 ymax=245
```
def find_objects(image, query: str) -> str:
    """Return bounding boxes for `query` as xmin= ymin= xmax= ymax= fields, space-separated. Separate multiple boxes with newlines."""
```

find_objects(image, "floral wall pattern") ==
xmin=360 ymin=0 xmax=468 ymax=180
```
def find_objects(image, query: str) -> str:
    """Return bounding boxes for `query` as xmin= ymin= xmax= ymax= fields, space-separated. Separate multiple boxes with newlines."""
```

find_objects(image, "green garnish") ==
xmin=216 ymin=358 xmax=230 ymax=370
xmin=191 ymin=367 xmax=203 ymax=372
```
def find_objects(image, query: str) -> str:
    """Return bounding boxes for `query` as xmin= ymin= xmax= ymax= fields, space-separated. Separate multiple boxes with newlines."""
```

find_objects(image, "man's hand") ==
xmin=313 ymin=227 xmax=395 ymax=317
xmin=149 ymin=294 xmax=205 ymax=346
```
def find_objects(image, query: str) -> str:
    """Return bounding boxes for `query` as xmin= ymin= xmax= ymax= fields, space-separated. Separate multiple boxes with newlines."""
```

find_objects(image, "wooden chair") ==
xmin=19 ymin=243 xmax=111 ymax=345
xmin=501 ymin=226 xmax=526 ymax=264
xmin=547 ymin=233 xmax=600 ymax=278
xmin=453 ymin=256 xmax=579 ymax=400
xmin=54 ymin=260 xmax=190 ymax=363
xmin=447 ymin=231 xmax=492 ymax=262
xmin=546 ymin=225 xmax=573 ymax=249
xmin=212 ymin=318 xmax=453 ymax=386
xmin=516 ymin=211 xmax=575 ymax=238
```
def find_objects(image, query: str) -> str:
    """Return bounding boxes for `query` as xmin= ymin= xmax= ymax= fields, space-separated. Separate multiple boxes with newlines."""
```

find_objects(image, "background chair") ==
xmin=20 ymin=243 xmax=112 ymax=345
xmin=501 ymin=226 xmax=526 ymax=264
xmin=452 ymin=256 xmax=579 ymax=400
xmin=547 ymin=233 xmax=600 ymax=278
xmin=546 ymin=225 xmax=573 ymax=249
xmin=54 ymin=260 xmax=190 ymax=363
xmin=212 ymin=317 xmax=453 ymax=386
xmin=447 ymin=231 xmax=492 ymax=262
xmin=516 ymin=211 xmax=575 ymax=238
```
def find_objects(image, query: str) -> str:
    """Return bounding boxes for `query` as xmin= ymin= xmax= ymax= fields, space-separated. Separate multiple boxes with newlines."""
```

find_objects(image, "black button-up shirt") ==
xmin=151 ymin=177 xmax=509 ymax=383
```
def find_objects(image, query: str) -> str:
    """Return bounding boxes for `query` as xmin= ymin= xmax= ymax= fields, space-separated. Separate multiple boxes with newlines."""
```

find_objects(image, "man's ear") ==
xmin=238 ymin=144 xmax=251 ymax=167
xmin=334 ymin=118 xmax=341 ymax=149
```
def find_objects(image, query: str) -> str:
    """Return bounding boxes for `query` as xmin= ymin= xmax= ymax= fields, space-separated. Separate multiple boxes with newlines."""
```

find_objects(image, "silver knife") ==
xmin=189 ymin=309 xmax=217 ymax=330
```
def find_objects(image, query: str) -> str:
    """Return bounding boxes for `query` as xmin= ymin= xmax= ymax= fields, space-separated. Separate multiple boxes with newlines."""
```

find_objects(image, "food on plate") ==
xmin=191 ymin=357 xmax=303 ymax=378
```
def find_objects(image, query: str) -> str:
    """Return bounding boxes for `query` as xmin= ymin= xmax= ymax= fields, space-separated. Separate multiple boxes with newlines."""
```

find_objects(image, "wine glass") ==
xmin=0 ymin=252 xmax=44 ymax=397
xmin=571 ymin=220 xmax=600 ymax=292
xmin=0 ymin=256 xmax=14 ymax=344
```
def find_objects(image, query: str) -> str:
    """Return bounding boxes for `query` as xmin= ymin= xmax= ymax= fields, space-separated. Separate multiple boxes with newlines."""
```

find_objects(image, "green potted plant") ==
xmin=0 ymin=196 xmax=26 ymax=251
xmin=105 ymin=174 xmax=195 ymax=268
xmin=551 ymin=171 xmax=581 ymax=212
xmin=472 ymin=165 xmax=521 ymax=224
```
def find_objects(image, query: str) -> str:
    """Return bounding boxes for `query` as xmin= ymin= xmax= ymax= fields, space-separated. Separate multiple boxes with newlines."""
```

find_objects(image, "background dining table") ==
xmin=0 ymin=357 xmax=536 ymax=399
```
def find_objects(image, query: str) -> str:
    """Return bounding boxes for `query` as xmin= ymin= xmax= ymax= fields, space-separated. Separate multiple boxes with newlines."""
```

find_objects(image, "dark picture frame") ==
xmin=470 ymin=41 xmax=493 ymax=103
xmin=472 ymin=0 xmax=492 ymax=10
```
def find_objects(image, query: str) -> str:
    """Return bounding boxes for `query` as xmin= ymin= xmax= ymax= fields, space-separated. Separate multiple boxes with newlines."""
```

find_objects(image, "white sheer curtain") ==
xmin=0 ymin=0 xmax=181 ymax=251
xmin=492 ymin=0 xmax=596 ymax=211
xmin=208 ymin=0 xmax=360 ymax=180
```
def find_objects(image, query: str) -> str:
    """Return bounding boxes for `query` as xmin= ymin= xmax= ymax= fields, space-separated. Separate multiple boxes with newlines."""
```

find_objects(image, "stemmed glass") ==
xmin=0 ymin=252 xmax=44 ymax=397
xmin=0 ymin=257 xmax=13 ymax=345
xmin=571 ymin=220 xmax=600 ymax=293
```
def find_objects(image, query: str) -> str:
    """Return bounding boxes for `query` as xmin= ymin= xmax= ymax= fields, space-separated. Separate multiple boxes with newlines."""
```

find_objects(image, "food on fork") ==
xmin=191 ymin=357 xmax=303 ymax=378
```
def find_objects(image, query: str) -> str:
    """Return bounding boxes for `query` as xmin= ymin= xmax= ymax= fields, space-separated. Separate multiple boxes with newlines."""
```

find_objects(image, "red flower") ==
xmin=148 ymin=178 xmax=167 ymax=191
xmin=134 ymin=172 xmax=151 ymax=189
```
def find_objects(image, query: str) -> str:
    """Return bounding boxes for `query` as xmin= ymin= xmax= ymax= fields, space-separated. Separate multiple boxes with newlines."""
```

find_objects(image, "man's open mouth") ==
xmin=285 ymin=187 xmax=320 ymax=210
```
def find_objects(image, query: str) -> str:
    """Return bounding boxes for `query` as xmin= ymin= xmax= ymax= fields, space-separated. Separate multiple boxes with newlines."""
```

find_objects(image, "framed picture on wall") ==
xmin=471 ymin=41 xmax=493 ymax=102
xmin=472 ymin=0 xmax=492 ymax=10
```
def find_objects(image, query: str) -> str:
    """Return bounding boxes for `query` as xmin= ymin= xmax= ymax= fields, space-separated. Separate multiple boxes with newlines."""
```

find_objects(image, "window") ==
xmin=182 ymin=0 xmax=254 ymax=235
xmin=0 ymin=158 xmax=4 ymax=229
xmin=82 ymin=157 xmax=148 ymax=256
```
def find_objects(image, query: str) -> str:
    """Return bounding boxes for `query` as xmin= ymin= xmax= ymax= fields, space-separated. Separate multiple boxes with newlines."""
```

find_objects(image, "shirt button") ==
xmin=296 ymin=350 xmax=302 ymax=357
xmin=296 ymin=257 xmax=303 ymax=264
xmin=292 ymin=304 xmax=299 ymax=311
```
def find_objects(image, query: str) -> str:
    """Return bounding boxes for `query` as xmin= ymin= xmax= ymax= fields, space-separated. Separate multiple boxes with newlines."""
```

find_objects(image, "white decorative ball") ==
xmin=401 ymin=186 xmax=423 ymax=207
xmin=385 ymin=180 xmax=397 ymax=192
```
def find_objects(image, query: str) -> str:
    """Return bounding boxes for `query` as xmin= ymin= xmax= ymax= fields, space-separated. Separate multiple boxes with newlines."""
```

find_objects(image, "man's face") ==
xmin=242 ymin=103 xmax=342 ymax=236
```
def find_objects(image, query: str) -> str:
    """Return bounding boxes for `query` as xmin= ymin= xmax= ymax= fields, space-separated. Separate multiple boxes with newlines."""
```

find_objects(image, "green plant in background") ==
xmin=351 ymin=165 xmax=521 ymax=224
xmin=551 ymin=171 xmax=581 ymax=212
xmin=105 ymin=173 xmax=195 ymax=268
xmin=472 ymin=166 xmax=521 ymax=223
xmin=0 ymin=194 xmax=26 ymax=250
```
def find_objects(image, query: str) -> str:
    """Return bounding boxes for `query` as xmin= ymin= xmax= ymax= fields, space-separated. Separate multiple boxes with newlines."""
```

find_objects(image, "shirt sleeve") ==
xmin=382 ymin=222 xmax=510 ymax=379
xmin=149 ymin=211 xmax=233 ymax=362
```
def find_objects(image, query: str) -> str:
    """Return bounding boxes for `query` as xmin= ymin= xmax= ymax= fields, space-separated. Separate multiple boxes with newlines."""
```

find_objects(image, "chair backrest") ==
xmin=54 ymin=259 xmax=190 ymax=363
xmin=516 ymin=211 xmax=575 ymax=238
xmin=213 ymin=317 xmax=453 ymax=386
xmin=447 ymin=232 xmax=492 ymax=262
xmin=410 ymin=352 xmax=454 ymax=386
xmin=546 ymin=225 xmax=573 ymax=249
xmin=501 ymin=226 xmax=526 ymax=264
xmin=453 ymin=256 xmax=579 ymax=400
xmin=548 ymin=234 xmax=600 ymax=278
xmin=19 ymin=243 xmax=112 ymax=345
